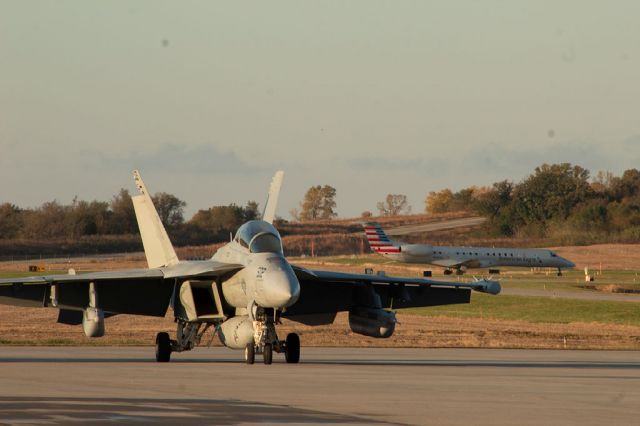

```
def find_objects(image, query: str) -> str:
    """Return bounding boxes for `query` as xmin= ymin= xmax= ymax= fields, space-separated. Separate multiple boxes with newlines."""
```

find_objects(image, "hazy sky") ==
xmin=1 ymin=1 xmax=639 ymax=218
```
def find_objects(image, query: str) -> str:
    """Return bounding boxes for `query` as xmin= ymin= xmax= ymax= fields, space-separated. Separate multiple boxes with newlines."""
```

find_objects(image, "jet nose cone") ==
xmin=265 ymin=273 xmax=300 ymax=308
xmin=256 ymin=258 xmax=301 ymax=309
xmin=272 ymin=278 xmax=300 ymax=308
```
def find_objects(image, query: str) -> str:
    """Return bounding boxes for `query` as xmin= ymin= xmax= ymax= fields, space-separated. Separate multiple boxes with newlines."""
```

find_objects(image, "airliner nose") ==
xmin=561 ymin=257 xmax=575 ymax=268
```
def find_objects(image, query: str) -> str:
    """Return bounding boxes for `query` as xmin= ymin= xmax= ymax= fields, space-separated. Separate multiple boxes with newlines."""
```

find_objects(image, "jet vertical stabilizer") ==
xmin=262 ymin=170 xmax=284 ymax=224
xmin=363 ymin=223 xmax=400 ymax=253
xmin=132 ymin=170 xmax=179 ymax=268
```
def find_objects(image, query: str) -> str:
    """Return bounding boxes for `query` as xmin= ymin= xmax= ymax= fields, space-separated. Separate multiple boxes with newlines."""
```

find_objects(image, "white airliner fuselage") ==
xmin=364 ymin=223 xmax=575 ymax=275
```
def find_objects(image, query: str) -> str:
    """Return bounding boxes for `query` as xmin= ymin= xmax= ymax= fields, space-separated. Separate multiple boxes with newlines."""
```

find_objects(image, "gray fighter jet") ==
xmin=0 ymin=172 xmax=500 ymax=364
xmin=364 ymin=222 xmax=575 ymax=276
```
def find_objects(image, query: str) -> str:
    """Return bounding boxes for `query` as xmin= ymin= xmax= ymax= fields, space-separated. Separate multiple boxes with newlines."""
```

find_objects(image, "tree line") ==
xmin=426 ymin=164 xmax=640 ymax=242
xmin=0 ymin=189 xmax=260 ymax=244
xmin=2 ymin=163 xmax=639 ymax=246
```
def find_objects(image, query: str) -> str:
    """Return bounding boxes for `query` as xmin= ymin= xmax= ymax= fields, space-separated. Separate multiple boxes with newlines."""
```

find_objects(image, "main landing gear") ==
xmin=155 ymin=320 xmax=212 ymax=363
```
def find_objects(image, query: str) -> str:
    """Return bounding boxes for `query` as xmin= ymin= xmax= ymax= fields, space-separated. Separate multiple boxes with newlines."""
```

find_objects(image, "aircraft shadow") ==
xmin=0 ymin=396 xmax=398 ymax=425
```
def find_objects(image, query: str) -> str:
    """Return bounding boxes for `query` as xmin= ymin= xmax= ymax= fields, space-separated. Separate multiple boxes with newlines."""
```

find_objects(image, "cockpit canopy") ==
xmin=234 ymin=220 xmax=283 ymax=254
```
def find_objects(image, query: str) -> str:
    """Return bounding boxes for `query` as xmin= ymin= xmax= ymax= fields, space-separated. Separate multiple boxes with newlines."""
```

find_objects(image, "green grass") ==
xmin=293 ymin=255 xmax=640 ymax=293
xmin=402 ymin=293 xmax=640 ymax=326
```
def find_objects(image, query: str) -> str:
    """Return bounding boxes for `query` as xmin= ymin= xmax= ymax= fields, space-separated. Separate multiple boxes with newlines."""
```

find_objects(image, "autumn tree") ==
xmin=152 ymin=192 xmax=186 ymax=228
xmin=511 ymin=163 xmax=593 ymax=224
xmin=0 ymin=203 xmax=23 ymax=239
xmin=425 ymin=189 xmax=454 ymax=214
xmin=377 ymin=194 xmax=411 ymax=216
xmin=299 ymin=185 xmax=337 ymax=221
xmin=108 ymin=189 xmax=138 ymax=234
xmin=244 ymin=200 xmax=261 ymax=221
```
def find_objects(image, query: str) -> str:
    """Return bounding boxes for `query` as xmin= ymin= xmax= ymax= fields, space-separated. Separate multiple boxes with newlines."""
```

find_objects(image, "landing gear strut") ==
xmin=247 ymin=307 xmax=300 ymax=365
xmin=154 ymin=320 xmax=213 ymax=363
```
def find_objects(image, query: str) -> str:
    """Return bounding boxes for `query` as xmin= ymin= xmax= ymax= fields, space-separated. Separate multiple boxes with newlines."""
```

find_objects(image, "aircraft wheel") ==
xmin=285 ymin=333 xmax=300 ymax=364
xmin=245 ymin=344 xmax=255 ymax=365
xmin=155 ymin=332 xmax=171 ymax=362
xmin=263 ymin=343 xmax=273 ymax=365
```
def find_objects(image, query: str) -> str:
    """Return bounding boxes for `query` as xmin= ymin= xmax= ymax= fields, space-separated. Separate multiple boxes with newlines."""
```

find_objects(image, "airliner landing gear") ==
xmin=444 ymin=269 xmax=453 ymax=275
xmin=557 ymin=268 xmax=563 ymax=277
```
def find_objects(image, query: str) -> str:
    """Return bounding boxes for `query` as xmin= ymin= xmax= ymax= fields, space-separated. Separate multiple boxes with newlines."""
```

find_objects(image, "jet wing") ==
xmin=0 ymin=261 xmax=243 ymax=317
xmin=286 ymin=265 xmax=500 ymax=319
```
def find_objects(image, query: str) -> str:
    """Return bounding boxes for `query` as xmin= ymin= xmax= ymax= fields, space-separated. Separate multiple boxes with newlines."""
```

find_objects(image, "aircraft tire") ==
xmin=155 ymin=332 xmax=171 ymax=362
xmin=245 ymin=344 xmax=255 ymax=365
xmin=263 ymin=343 xmax=273 ymax=365
xmin=285 ymin=333 xmax=300 ymax=364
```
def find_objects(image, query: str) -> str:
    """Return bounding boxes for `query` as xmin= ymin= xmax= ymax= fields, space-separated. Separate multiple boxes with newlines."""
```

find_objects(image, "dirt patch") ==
xmin=579 ymin=284 xmax=640 ymax=294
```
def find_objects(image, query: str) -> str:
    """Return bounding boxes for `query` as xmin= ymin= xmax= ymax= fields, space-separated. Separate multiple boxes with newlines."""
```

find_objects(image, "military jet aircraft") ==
xmin=0 ymin=172 xmax=500 ymax=364
xmin=364 ymin=222 xmax=575 ymax=276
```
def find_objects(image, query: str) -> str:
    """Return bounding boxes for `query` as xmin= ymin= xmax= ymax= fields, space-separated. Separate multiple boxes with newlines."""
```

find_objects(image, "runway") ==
xmin=385 ymin=217 xmax=487 ymax=236
xmin=0 ymin=347 xmax=639 ymax=425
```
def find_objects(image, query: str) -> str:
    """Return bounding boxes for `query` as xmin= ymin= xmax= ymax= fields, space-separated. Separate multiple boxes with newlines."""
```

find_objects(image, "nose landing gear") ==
xmin=247 ymin=307 xmax=300 ymax=365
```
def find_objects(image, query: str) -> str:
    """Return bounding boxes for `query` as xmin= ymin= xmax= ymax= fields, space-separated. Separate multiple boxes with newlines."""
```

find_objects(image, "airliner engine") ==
xmin=401 ymin=244 xmax=433 ymax=262
xmin=218 ymin=315 xmax=254 ymax=349
xmin=348 ymin=306 xmax=396 ymax=338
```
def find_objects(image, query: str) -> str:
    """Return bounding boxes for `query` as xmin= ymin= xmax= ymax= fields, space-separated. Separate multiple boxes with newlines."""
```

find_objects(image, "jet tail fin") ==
xmin=363 ymin=222 xmax=401 ymax=254
xmin=262 ymin=170 xmax=284 ymax=224
xmin=132 ymin=170 xmax=179 ymax=268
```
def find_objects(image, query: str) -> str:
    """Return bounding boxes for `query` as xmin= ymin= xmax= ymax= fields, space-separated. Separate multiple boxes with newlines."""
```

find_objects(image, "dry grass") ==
xmin=552 ymin=244 xmax=640 ymax=270
xmin=1 ymin=306 xmax=638 ymax=350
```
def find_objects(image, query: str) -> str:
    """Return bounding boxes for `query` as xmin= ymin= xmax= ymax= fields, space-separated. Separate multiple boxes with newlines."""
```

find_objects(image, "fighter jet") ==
xmin=364 ymin=222 xmax=575 ymax=276
xmin=0 ymin=172 xmax=500 ymax=364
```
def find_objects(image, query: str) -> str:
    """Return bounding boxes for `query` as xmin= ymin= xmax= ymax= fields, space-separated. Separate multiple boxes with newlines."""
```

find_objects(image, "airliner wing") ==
xmin=431 ymin=258 xmax=482 ymax=269
xmin=430 ymin=258 xmax=465 ymax=268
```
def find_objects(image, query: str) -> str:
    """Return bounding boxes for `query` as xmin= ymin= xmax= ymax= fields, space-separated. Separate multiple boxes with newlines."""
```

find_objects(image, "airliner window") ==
xmin=250 ymin=233 xmax=282 ymax=253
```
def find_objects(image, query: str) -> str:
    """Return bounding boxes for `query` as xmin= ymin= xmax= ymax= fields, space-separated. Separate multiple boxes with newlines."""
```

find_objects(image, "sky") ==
xmin=1 ymin=1 xmax=639 ymax=219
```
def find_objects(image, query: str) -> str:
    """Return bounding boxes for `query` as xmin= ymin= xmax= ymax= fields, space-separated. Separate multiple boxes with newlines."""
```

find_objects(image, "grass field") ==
xmin=403 ymin=293 xmax=640 ymax=326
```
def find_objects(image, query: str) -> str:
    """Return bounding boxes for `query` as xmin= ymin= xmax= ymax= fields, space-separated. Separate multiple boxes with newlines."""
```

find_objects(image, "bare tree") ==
xmin=377 ymin=194 xmax=411 ymax=216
